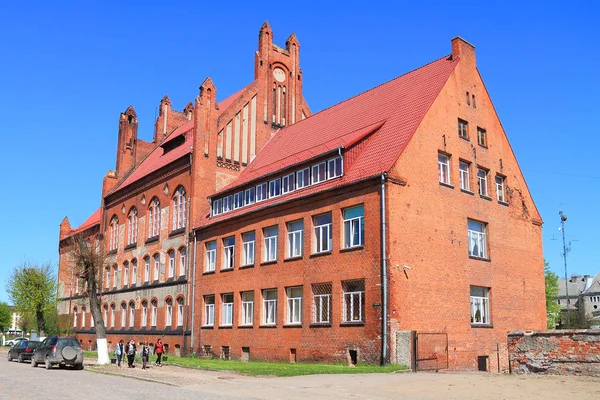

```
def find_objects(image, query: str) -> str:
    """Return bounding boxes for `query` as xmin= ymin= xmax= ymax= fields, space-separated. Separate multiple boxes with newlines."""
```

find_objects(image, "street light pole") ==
xmin=559 ymin=210 xmax=569 ymax=327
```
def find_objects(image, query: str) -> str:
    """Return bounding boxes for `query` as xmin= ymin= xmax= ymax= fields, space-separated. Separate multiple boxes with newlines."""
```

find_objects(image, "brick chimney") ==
xmin=451 ymin=37 xmax=476 ymax=67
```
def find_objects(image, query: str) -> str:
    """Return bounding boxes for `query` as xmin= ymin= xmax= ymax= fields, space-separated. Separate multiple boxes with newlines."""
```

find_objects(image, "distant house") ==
xmin=556 ymin=274 xmax=600 ymax=327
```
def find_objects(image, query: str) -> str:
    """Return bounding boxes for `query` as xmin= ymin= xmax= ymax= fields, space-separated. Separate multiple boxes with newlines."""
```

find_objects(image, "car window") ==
xmin=29 ymin=341 xmax=41 ymax=347
xmin=49 ymin=337 xmax=58 ymax=346
xmin=58 ymin=338 xmax=81 ymax=348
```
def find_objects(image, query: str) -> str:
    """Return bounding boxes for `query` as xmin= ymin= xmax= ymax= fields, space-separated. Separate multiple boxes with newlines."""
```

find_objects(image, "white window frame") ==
xmin=311 ymin=162 xmax=326 ymax=184
xmin=127 ymin=208 xmax=137 ymax=246
xmin=286 ymin=286 xmax=303 ymax=325
xmin=105 ymin=268 xmax=110 ymax=289
xmin=296 ymin=167 xmax=310 ymax=189
xmin=470 ymin=286 xmax=490 ymax=325
xmin=343 ymin=280 xmax=365 ymax=323
xmin=177 ymin=298 xmax=184 ymax=326
xmin=438 ymin=153 xmax=450 ymax=185
xmin=148 ymin=198 xmax=160 ymax=238
xmin=327 ymin=156 xmax=343 ymax=179
xmin=205 ymin=241 xmax=216 ymax=272
xmin=222 ymin=237 xmax=235 ymax=270
xmin=151 ymin=300 xmax=157 ymax=327
xmin=263 ymin=226 xmax=278 ymax=262
xmin=221 ymin=294 xmax=233 ymax=326
xmin=123 ymin=262 xmax=129 ymax=287
xmin=262 ymin=289 xmax=277 ymax=325
xmin=153 ymin=254 xmax=160 ymax=281
xmin=223 ymin=195 xmax=233 ymax=213
xmin=282 ymin=173 xmax=295 ymax=194
xmin=478 ymin=168 xmax=489 ymax=196
xmin=167 ymin=251 xmax=175 ymax=278
xmin=459 ymin=161 xmax=470 ymax=191
xmin=103 ymin=306 xmax=108 ymax=328
xmin=204 ymin=296 xmax=215 ymax=326
xmin=73 ymin=308 xmax=77 ymax=328
xmin=131 ymin=259 xmax=137 ymax=285
xmin=172 ymin=187 xmax=187 ymax=230
xmin=496 ymin=175 xmax=506 ymax=202
xmin=144 ymin=258 xmax=150 ymax=283
xmin=129 ymin=303 xmax=135 ymax=328
xmin=179 ymin=247 xmax=186 ymax=276
xmin=165 ymin=299 xmax=173 ymax=327
xmin=242 ymin=232 xmax=255 ymax=266
xmin=233 ymin=192 xmax=243 ymax=210
xmin=287 ymin=220 xmax=304 ymax=258
xmin=121 ymin=303 xmax=126 ymax=328
xmin=268 ymin=178 xmax=281 ymax=198
xmin=110 ymin=217 xmax=118 ymax=251
xmin=244 ymin=187 xmax=255 ymax=206
xmin=110 ymin=305 xmax=115 ymax=329
xmin=313 ymin=213 xmax=332 ymax=253
xmin=113 ymin=266 xmax=117 ymax=288
xmin=212 ymin=198 xmax=222 ymax=216
xmin=312 ymin=284 xmax=331 ymax=324
xmin=142 ymin=302 xmax=147 ymax=328
xmin=343 ymin=205 xmax=364 ymax=249
xmin=468 ymin=219 xmax=488 ymax=259
xmin=241 ymin=291 xmax=254 ymax=326
xmin=256 ymin=183 xmax=267 ymax=202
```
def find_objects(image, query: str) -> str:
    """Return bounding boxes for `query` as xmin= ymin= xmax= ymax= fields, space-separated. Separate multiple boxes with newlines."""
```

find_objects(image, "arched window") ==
xmin=127 ymin=208 xmax=138 ymax=246
xmin=123 ymin=261 xmax=129 ymax=287
xmin=143 ymin=256 xmax=150 ymax=283
xmin=177 ymin=297 xmax=184 ymax=326
xmin=129 ymin=301 xmax=135 ymax=328
xmin=112 ymin=264 xmax=118 ymax=288
xmin=110 ymin=304 xmax=116 ymax=329
xmin=148 ymin=198 xmax=160 ymax=238
xmin=282 ymin=86 xmax=287 ymax=126
xmin=165 ymin=298 xmax=173 ymax=327
xmin=167 ymin=250 xmax=175 ymax=279
xmin=131 ymin=259 xmax=137 ymax=286
xmin=109 ymin=216 xmax=119 ymax=251
xmin=151 ymin=300 xmax=157 ymax=327
xmin=105 ymin=267 xmax=110 ymax=289
xmin=172 ymin=187 xmax=187 ymax=230
xmin=141 ymin=301 xmax=148 ymax=328
xmin=73 ymin=307 xmax=78 ymax=328
xmin=179 ymin=247 xmax=186 ymax=277
xmin=103 ymin=305 xmax=108 ymax=327
xmin=121 ymin=303 xmax=127 ymax=328
xmin=153 ymin=253 xmax=160 ymax=281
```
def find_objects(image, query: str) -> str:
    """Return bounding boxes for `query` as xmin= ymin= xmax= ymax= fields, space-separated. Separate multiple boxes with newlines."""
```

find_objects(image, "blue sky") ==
xmin=0 ymin=1 xmax=598 ymax=303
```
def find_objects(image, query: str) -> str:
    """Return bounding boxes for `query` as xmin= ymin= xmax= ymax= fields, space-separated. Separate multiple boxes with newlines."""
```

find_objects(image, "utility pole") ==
xmin=559 ymin=210 xmax=569 ymax=327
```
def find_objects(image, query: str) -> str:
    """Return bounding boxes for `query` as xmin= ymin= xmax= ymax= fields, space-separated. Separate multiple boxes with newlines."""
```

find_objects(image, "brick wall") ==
xmin=508 ymin=330 xmax=600 ymax=376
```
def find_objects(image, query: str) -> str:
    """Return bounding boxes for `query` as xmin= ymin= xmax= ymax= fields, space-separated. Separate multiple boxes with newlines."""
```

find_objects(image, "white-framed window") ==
xmin=282 ymin=173 xmax=295 ymax=194
xmin=222 ymin=237 xmax=235 ymax=270
xmin=256 ymin=182 xmax=267 ymax=202
xmin=459 ymin=161 xmax=470 ymax=191
xmin=121 ymin=303 xmax=127 ymax=328
xmin=268 ymin=178 xmax=281 ymax=198
xmin=221 ymin=293 xmax=233 ymax=326
xmin=105 ymin=268 xmax=110 ymax=289
xmin=286 ymin=286 xmax=303 ymax=325
xmin=327 ymin=156 xmax=343 ymax=179
xmin=312 ymin=162 xmax=326 ymax=184
xmin=312 ymin=283 xmax=331 ymax=324
xmin=205 ymin=241 xmax=216 ymax=272
xmin=242 ymin=232 xmax=255 ymax=266
xmin=287 ymin=220 xmax=304 ymax=258
xmin=233 ymin=191 xmax=243 ymax=209
xmin=153 ymin=254 xmax=160 ymax=281
xmin=313 ymin=213 xmax=332 ymax=253
xmin=109 ymin=216 xmax=118 ymax=251
xmin=112 ymin=265 xmax=118 ymax=288
xmin=73 ymin=307 xmax=78 ymax=328
xmin=342 ymin=280 xmax=365 ymax=323
xmin=141 ymin=301 xmax=147 ymax=328
xmin=262 ymin=289 xmax=277 ymax=325
xmin=123 ymin=262 xmax=129 ymax=287
xmin=131 ymin=259 xmax=137 ymax=285
xmin=110 ymin=304 xmax=116 ymax=329
xmin=438 ymin=153 xmax=450 ymax=185
xmin=127 ymin=208 xmax=138 ymax=246
xmin=211 ymin=198 xmax=222 ymax=216
xmin=177 ymin=297 xmax=184 ymax=326
xmin=470 ymin=286 xmax=490 ymax=325
xmin=151 ymin=300 xmax=157 ymax=327
xmin=172 ymin=187 xmax=187 ymax=230
xmin=468 ymin=219 xmax=487 ymax=258
xmin=165 ymin=298 xmax=173 ymax=327
xmin=129 ymin=302 xmax=135 ymax=328
xmin=478 ymin=168 xmax=488 ymax=196
xmin=263 ymin=226 xmax=278 ymax=262
xmin=103 ymin=306 xmax=108 ymax=328
xmin=495 ymin=175 xmax=506 ymax=202
xmin=167 ymin=250 xmax=175 ymax=278
xmin=296 ymin=167 xmax=310 ymax=189
xmin=223 ymin=195 xmax=233 ymax=213
xmin=244 ymin=187 xmax=255 ymax=205
xmin=241 ymin=291 xmax=254 ymax=326
xmin=204 ymin=295 xmax=215 ymax=326
xmin=143 ymin=257 xmax=150 ymax=283
xmin=148 ymin=198 xmax=160 ymax=238
xmin=343 ymin=205 xmax=364 ymax=248
xmin=179 ymin=247 xmax=186 ymax=276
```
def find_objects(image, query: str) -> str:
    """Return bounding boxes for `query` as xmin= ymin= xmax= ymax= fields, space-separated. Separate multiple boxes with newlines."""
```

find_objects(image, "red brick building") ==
xmin=58 ymin=24 xmax=545 ymax=370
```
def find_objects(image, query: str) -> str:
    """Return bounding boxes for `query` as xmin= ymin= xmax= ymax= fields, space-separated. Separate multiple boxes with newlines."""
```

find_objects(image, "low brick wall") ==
xmin=508 ymin=329 xmax=600 ymax=377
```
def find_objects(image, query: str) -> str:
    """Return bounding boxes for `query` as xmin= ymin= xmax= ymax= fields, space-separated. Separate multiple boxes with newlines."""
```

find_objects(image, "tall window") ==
xmin=129 ymin=302 xmax=135 ymax=328
xmin=110 ymin=304 xmax=116 ymax=329
xmin=343 ymin=205 xmax=364 ymax=248
xmin=165 ymin=298 xmax=173 ymax=327
xmin=103 ymin=305 xmax=108 ymax=329
xmin=172 ymin=187 xmax=187 ymax=230
xmin=121 ymin=303 xmax=127 ymax=328
xmin=151 ymin=300 xmax=157 ymax=327
xmin=263 ymin=226 xmax=278 ymax=262
xmin=204 ymin=295 xmax=215 ymax=326
xmin=286 ymin=286 xmax=303 ymax=325
xmin=221 ymin=294 xmax=233 ymax=326
xmin=459 ymin=161 xmax=470 ymax=191
xmin=242 ymin=232 xmax=255 ymax=266
xmin=438 ymin=153 xmax=450 ymax=185
xmin=123 ymin=262 xmax=129 ymax=287
xmin=458 ymin=119 xmax=468 ymax=139
xmin=470 ymin=286 xmax=490 ymax=325
xmin=468 ymin=219 xmax=487 ymax=258
xmin=73 ymin=307 xmax=78 ymax=328
xmin=296 ymin=167 xmax=310 ymax=189
xmin=112 ymin=265 xmax=118 ymax=288
xmin=81 ymin=307 xmax=86 ymax=329
xmin=477 ymin=127 xmax=487 ymax=147
xmin=477 ymin=168 xmax=488 ymax=196
xmin=105 ymin=268 xmax=110 ymax=289
xmin=148 ymin=198 xmax=160 ymax=238
xmin=141 ymin=301 xmax=148 ymax=328
xmin=313 ymin=213 xmax=332 ymax=253
xmin=179 ymin=247 xmax=186 ymax=276
xmin=177 ymin=297 xmax=184 ymax=326
xmin=262 ymin=289 xmax=277 ymax=325
xmin=244 ymin=188 xmax=255 ymax=205
xmin=282 ymin=173 xmax=294 ymax=194
xmin=343 ymin=280 xmax=365 ymax=323
xmin=312 ymin=283 xmax=331 ymax=324
xmin=211 ymin=199 xmax=222 ymax=216
xmin=144 ymin=257 xmax=150 ymax=283
xmin=312 ymin=162 xmax=326 ymax=184
xmin=287 ymin=220 xmax=304 ymax=258
xmin=233 ymin=192 xmax=243 ymax=209
xmin=109 ymin=216 xmax=118 ymax=251
xmin=131 ymin=259 xmax=137 ymax=286
xmin=495 ymin=175 xmax=506 ymax=202
xmin=222 ymin=237 xmax=235 ymax=270
xmin=167 ymin=250 xmax=175 ymax=278
xmin=205 ymin=241 xmax=216 ymax=272
xmin=241 ymin=291 xmax=254 ymax=326
xmin=153 ymin=254 xmax=160 ymax=281
xmin=127 ymin=208 xmax=138 ymax=246
xmin=223 ymin=195 xmax=232 ymax=212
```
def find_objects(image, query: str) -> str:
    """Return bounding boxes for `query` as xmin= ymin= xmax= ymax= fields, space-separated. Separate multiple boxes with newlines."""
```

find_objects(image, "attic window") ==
xmin=161 ymin=134 xmax=186 ymax=154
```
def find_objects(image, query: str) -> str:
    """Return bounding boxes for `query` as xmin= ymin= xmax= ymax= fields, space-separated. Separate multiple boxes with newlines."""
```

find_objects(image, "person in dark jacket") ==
xmin=140 ymin=341 xmax=151 ymax=370
xmin=125 ymin=339 xmax=137 ymax=368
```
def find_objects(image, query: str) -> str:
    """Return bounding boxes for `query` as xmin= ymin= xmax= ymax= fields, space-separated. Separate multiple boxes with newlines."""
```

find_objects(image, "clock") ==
xmin=273 ymin=67 xmax=286 ymax=83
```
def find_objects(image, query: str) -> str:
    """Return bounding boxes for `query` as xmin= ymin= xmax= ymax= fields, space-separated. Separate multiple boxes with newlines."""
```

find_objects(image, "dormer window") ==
xmin=268 ymin=178 xmax=281 ymax=198
xmin=312 ymin=162 xmax=327 ymax=184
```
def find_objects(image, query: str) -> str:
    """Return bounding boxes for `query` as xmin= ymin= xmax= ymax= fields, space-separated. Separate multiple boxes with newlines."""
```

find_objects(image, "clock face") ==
xmin=273 ymin=67 xmax=286 ymax=83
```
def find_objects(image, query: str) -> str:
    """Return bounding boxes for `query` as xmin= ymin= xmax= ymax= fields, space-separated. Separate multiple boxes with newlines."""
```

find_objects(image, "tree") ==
xmin=66 ymin=233 xmax=110 ymax=364
xmin=6 ymin=263 xmax=57 ymax=337
xmin=0 ymin=302 xmax=11 ymax=333
xmin=544 ymin=261 xmax=561 ymax=329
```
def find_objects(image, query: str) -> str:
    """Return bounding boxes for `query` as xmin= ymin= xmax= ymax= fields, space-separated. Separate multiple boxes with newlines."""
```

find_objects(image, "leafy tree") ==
xmin=544 ymin=261 xmax=561 ymax=329
xmin=6 ymin=263 xmax=57 ymax=336
xmin=0 ymin=302 xmax=11 ymax=333
xmin=561 ymin=307 xmax=592 ymax=329
xmin=18 ymin=312 xmax=36 ymax=333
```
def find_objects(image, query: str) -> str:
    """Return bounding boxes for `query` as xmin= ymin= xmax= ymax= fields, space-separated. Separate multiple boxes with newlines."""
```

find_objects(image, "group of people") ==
xmin=114 ymin=338 xmax=164 ymax=369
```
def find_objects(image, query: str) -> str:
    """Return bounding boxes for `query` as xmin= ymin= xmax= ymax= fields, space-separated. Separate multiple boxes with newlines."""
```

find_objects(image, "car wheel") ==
xmin=18 ymin=354 xmax=24 ymax=363
xmin=75 ymin=363 xmax=84 ymax=370
xmin=31 ymin=357 xmax=37 ymax=367
xmin=45 ymin=357 xmax=52 ymax=370
xmin=7 ymin=353 xmax=12 ymax=362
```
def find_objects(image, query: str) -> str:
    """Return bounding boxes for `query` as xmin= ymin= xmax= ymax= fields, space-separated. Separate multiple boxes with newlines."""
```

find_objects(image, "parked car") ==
xmin=31 ymin=336 xmax=83 ymax=370
xmin=7 ymin=340 xmax=41 ymax=363
xmin=6 ymin=337 xmax=28 ymax=347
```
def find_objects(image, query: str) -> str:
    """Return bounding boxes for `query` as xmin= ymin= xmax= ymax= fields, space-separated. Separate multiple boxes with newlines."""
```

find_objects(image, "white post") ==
xmin=96 ymin=338 xmax=110 ymax=365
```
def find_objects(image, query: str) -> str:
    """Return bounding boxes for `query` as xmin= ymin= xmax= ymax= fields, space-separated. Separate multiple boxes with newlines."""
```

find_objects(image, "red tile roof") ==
xmin=70 ymin=208 xmax=102 ymax=235
xmin=196 ymin=55 xmax=459 ymax=228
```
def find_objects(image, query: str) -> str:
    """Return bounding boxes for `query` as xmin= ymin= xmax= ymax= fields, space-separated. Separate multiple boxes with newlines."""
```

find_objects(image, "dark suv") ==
xmin=31 ymin=336 xmax=83 ymax=370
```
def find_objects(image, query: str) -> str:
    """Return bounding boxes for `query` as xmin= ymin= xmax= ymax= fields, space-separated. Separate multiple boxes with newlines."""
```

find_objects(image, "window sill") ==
xmin=480 ymin=195 xmax=492 ymax=201
xmin=145 ymin=236 xmax=159 ymax=244
xmin=284 ymin=256 xmax=303 ymax=262
xmin=478 ymin=144 xmax=488 ymax=149
xmin=310 ymin=251 xmax=332 ymax=258
xmin=169 ymin=227 xmax=186 ymax=237
xmin=459 ymin=136 xmax=470 ymax=142
xmin=238 ymin=325 xmax=254 ymax=329
xmin=239 ymin=264 xmax=255 ymax=269
xmin=218 ymin=325 xmax=233 ymax=329
xmin=283 ymin=324 xmax=303 ymax=328
xmin=340 ymin=322 xmax=365 ymax=327
xmin=498 ymin=200 xmax=509 ymax=207
xmin=203 ymin=270 xmax=216 ymax=276
xmin=200 ymin=325 xmax=214 ymax=330
xmin=220 ymin=267 xmax=235 ymax=273
xmin=340 ymin=245 xmax=364 ymax=253
xmin=461 ymin=189 xmax=475 ymax=196
xmin=107 ymin=249 xmax=117 ymax=256
xmin=309 ymin=323 xmax=332 ymax=328
xmin=260 ymin=260 xmax=278 ymax=266
xmin=471 ymin=323 xmax=493 ymax=329
xmin=468 ymin=256 xmax=491 ymax=262
xmin=124 ymin=243 xmax=137 ymax=251
xmin=259 ymin=324 xmax=277 ymax=329
xmin=439 ymin=182 xmax=454 ymax=189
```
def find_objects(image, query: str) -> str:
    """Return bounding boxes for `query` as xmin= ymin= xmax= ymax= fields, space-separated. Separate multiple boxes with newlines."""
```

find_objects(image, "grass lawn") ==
xmin=83 ymin=350 xmax=408 ymax=377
